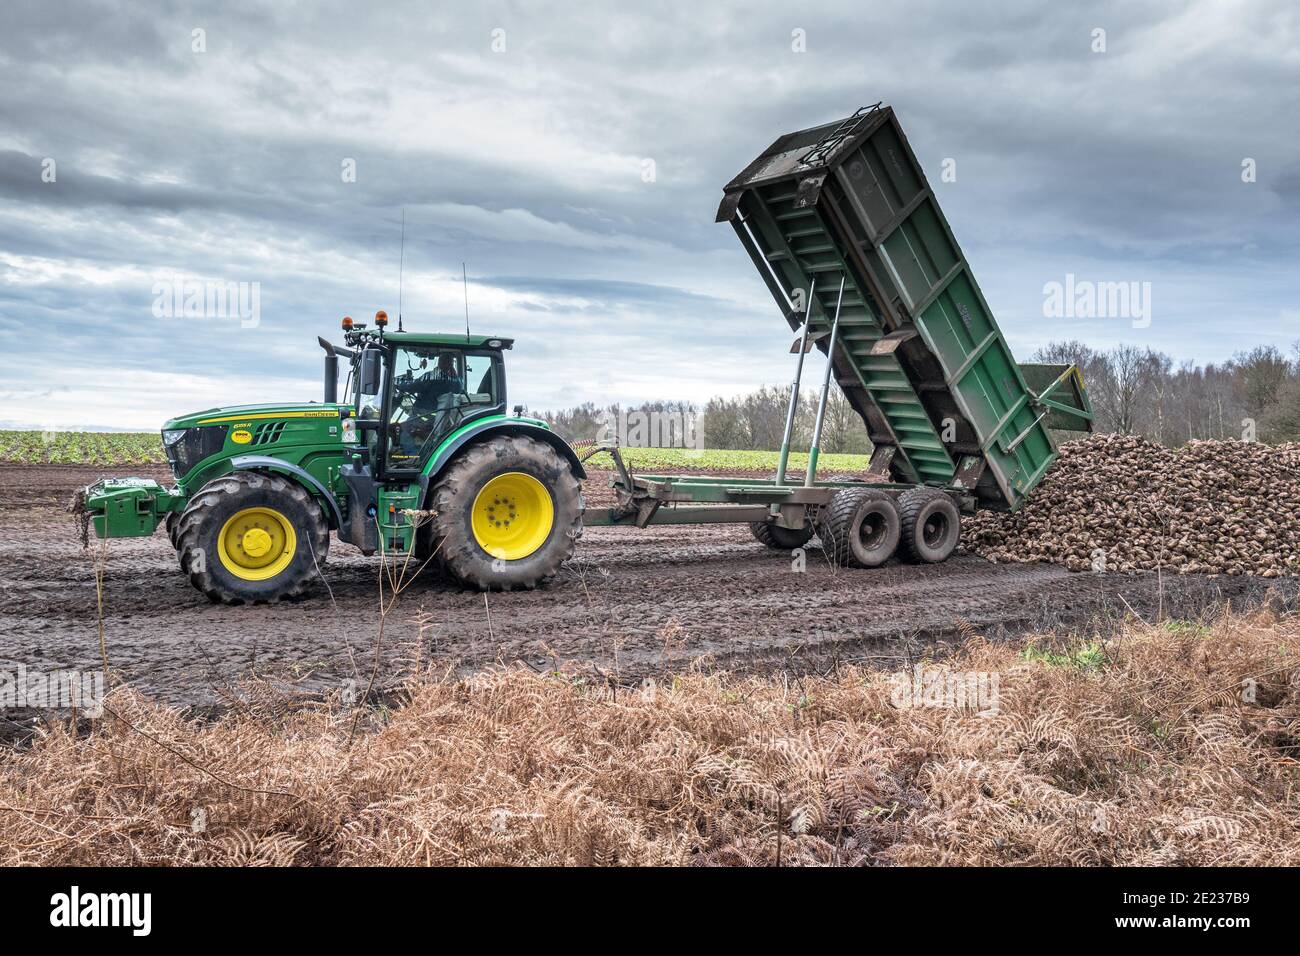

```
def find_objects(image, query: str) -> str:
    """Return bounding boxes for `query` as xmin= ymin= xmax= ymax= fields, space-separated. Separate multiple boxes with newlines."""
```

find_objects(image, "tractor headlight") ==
xmin=161 ymin=425 xmax=228 ymax=481
xmin=341 ymin=417 xmax=357 ymax=443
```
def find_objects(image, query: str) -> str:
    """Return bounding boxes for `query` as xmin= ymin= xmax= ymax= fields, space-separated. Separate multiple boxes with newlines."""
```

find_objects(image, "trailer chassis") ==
xmin=579 ymin=443 xmax=976 ymax=531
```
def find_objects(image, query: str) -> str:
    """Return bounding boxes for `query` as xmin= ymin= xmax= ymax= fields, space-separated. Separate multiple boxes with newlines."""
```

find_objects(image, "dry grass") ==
xmin=3 ymin=609 xmax=1298 ymax=866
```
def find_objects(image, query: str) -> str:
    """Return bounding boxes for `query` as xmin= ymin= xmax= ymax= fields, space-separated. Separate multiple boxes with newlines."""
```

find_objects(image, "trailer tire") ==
xmin=898 ymin=488 xmax=961 ymax=563
xmin=749 ymin=521 xmax=814 ymax=551
xmin=175 ymin=472 xmax=329 ymax=604
xmin=817 ymin=488 xmax=900 ymax=568
xmin=428 ymin=435 xmax=583 ymax=591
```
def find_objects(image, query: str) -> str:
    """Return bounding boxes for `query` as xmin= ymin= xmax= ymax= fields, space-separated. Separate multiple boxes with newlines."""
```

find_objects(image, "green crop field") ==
xmin=585 ymin=446 xmax=871 ymax=474
xmin=0 ymin=430 xmax=166 ymax=466
xmin=0 ymin=430 xmax=871 ymax=475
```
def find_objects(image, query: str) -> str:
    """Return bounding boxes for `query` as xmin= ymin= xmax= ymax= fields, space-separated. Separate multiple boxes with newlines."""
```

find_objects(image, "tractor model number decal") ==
xmin=230 ymin=428 xmax=253 ymax=444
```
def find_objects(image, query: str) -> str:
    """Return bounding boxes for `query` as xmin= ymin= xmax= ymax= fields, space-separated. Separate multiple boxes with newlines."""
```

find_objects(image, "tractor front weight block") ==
xmin=81 ymin=478 xmax=181 ymax=540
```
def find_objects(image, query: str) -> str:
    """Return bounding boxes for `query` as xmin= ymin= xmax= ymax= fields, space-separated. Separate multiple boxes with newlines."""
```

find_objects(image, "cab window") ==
xmin=386 ymin=346 xmax=501 ymax=471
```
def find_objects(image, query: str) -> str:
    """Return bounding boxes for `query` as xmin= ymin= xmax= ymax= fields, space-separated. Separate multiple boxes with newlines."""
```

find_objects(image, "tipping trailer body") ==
xmin=716 ymin=104 xmax=1091 ymax=511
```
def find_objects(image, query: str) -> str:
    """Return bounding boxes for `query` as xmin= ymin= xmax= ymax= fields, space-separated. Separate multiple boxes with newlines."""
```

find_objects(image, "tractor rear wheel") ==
xmin=428 ymin=435 xmax=582 ymax=591
xmin=749 ymin=521 xmax=814 ymax=551
xmin=817 ymin=488 xmax=900 ymax=568
xmin=897 ymin=488 xmax=961 ymax=563
xmin=175 ymin=472 xmax=329 ymax=604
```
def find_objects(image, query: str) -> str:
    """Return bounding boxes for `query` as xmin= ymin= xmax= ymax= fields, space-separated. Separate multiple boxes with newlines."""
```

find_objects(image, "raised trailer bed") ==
xmin=716 ymin=103 xmax=1092 ymax=512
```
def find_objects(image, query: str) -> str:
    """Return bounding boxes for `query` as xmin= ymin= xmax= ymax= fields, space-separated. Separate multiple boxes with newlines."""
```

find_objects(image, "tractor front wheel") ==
xmin=428 ymin=436 xmax=582 ymax=590
xmin=164 ymin=511 xmax=187 ymax=570
xmin=175 ymin=472 xmax=329 ymax=604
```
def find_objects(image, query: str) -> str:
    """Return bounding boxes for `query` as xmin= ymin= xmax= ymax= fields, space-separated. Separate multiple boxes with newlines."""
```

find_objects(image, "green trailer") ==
xmin=79 ymin=104 xmax=1091 ymax=602
xmin=587 ymin=103 xmax=1091 ymax=564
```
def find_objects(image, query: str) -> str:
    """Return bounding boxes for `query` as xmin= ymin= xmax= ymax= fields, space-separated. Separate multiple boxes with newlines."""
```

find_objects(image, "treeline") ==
xmin=530 ymin=388 xmax=870 ymax=454
xmin=1034 ymin=341 xmax=1300 ymax=444
xmin=531 ymin=341 xmax=1300 ymax=450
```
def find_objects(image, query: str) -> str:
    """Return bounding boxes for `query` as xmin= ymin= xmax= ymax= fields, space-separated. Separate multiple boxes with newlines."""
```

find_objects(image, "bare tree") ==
xmin=818 ymin=388 xmax=871 ymax=454
xmin=1088 ymin=345 xmax=1159 ymax=436
xmin=1231 ymin=345 xmax=1293 ymax=418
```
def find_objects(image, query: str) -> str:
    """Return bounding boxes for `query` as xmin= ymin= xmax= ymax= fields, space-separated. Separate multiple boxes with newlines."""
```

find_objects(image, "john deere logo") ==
xmin=230 ymin=428 xmax=253 ymax=445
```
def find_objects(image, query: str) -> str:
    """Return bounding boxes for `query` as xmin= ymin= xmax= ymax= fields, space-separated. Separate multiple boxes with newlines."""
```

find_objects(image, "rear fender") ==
xmin=422 ymin=420 xmax=587 ymax=488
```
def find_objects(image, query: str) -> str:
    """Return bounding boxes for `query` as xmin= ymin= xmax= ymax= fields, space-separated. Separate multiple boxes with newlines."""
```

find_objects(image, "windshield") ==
xmin=386 ymin=346 xmax=501 ymax=471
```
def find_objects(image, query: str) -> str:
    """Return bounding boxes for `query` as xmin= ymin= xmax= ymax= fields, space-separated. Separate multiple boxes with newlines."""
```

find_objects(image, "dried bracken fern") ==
xmin=2 ymin=609 xmax=1297 ymax=866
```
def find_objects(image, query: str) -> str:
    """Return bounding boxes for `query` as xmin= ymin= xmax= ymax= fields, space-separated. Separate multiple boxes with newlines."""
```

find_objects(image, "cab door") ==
xmin=383 ymin=346 xmax=504 ymax=477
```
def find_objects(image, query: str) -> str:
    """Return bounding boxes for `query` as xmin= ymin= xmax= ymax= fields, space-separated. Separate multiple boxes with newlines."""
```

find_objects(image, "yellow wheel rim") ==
xmin=217 ymin=506 xmax=297 ymax=581
xmin=471 ymin=472 xmax=554 ymax=561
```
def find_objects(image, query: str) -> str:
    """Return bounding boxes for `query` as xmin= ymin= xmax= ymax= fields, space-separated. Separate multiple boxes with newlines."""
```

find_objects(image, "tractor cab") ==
xmin=326 ymin=314 xmax=514 ymax=480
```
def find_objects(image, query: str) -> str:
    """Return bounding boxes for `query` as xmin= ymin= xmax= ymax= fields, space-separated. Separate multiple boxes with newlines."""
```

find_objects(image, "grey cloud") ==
xmin=0 ymin=0 xmax=1297 ymax=428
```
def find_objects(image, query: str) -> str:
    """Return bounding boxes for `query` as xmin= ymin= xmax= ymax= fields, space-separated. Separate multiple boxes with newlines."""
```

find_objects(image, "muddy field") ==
xmin=2 ymin=463 xmax=1296 ymax=714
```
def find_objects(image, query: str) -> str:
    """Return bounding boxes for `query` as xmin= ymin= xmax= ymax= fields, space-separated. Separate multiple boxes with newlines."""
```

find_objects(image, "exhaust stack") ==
xmin=318 ymin=335 xmax=341 ymax=403
xmin=324 ymin=354 xmax=338 ymax=403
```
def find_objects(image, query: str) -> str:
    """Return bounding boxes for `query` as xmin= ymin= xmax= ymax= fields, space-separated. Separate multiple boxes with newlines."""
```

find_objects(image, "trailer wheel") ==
xmin=428 ymin=435 xmax=583 ymax=591
xmin=817 ymin=488 xmax=900 ymax=568
xmin=749 ymin=521 xmax=814 ymax=551
xmin=898 ymin=488 xmax=961 ymax=563
xmin=175 ymin=472 xmax=329 ymax=604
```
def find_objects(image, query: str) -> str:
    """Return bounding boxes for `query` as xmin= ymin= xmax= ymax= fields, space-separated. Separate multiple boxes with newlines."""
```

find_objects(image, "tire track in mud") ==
xmin=1 ymin=463 xmax=1296 ymax=711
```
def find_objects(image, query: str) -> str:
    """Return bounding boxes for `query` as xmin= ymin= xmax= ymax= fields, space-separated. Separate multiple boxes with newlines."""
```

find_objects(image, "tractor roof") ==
xmin=380 ymin=332 xmax=514 ymax=349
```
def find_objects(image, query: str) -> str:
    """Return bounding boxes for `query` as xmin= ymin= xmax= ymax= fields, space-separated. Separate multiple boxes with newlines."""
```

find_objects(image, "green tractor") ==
xmin=82 ymin=312 xmax=586 ymax=603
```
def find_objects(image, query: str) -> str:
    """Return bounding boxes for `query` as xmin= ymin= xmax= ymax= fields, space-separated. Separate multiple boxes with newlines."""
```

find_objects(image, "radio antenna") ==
xmin=397 ymin=208 xmax=406 ymax=332
xmin=462 ymin=261 xmax=470 ymax=340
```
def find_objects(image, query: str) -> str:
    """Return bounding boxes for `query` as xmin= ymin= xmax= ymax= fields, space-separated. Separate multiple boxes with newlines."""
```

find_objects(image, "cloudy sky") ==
xmin=2 ymin=0 xmax=1297 ymax=430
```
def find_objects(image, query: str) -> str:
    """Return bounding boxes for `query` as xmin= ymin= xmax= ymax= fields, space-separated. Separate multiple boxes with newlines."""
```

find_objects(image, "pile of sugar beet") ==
xmin=962 ymin=433 xmax=1300 ymax=577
